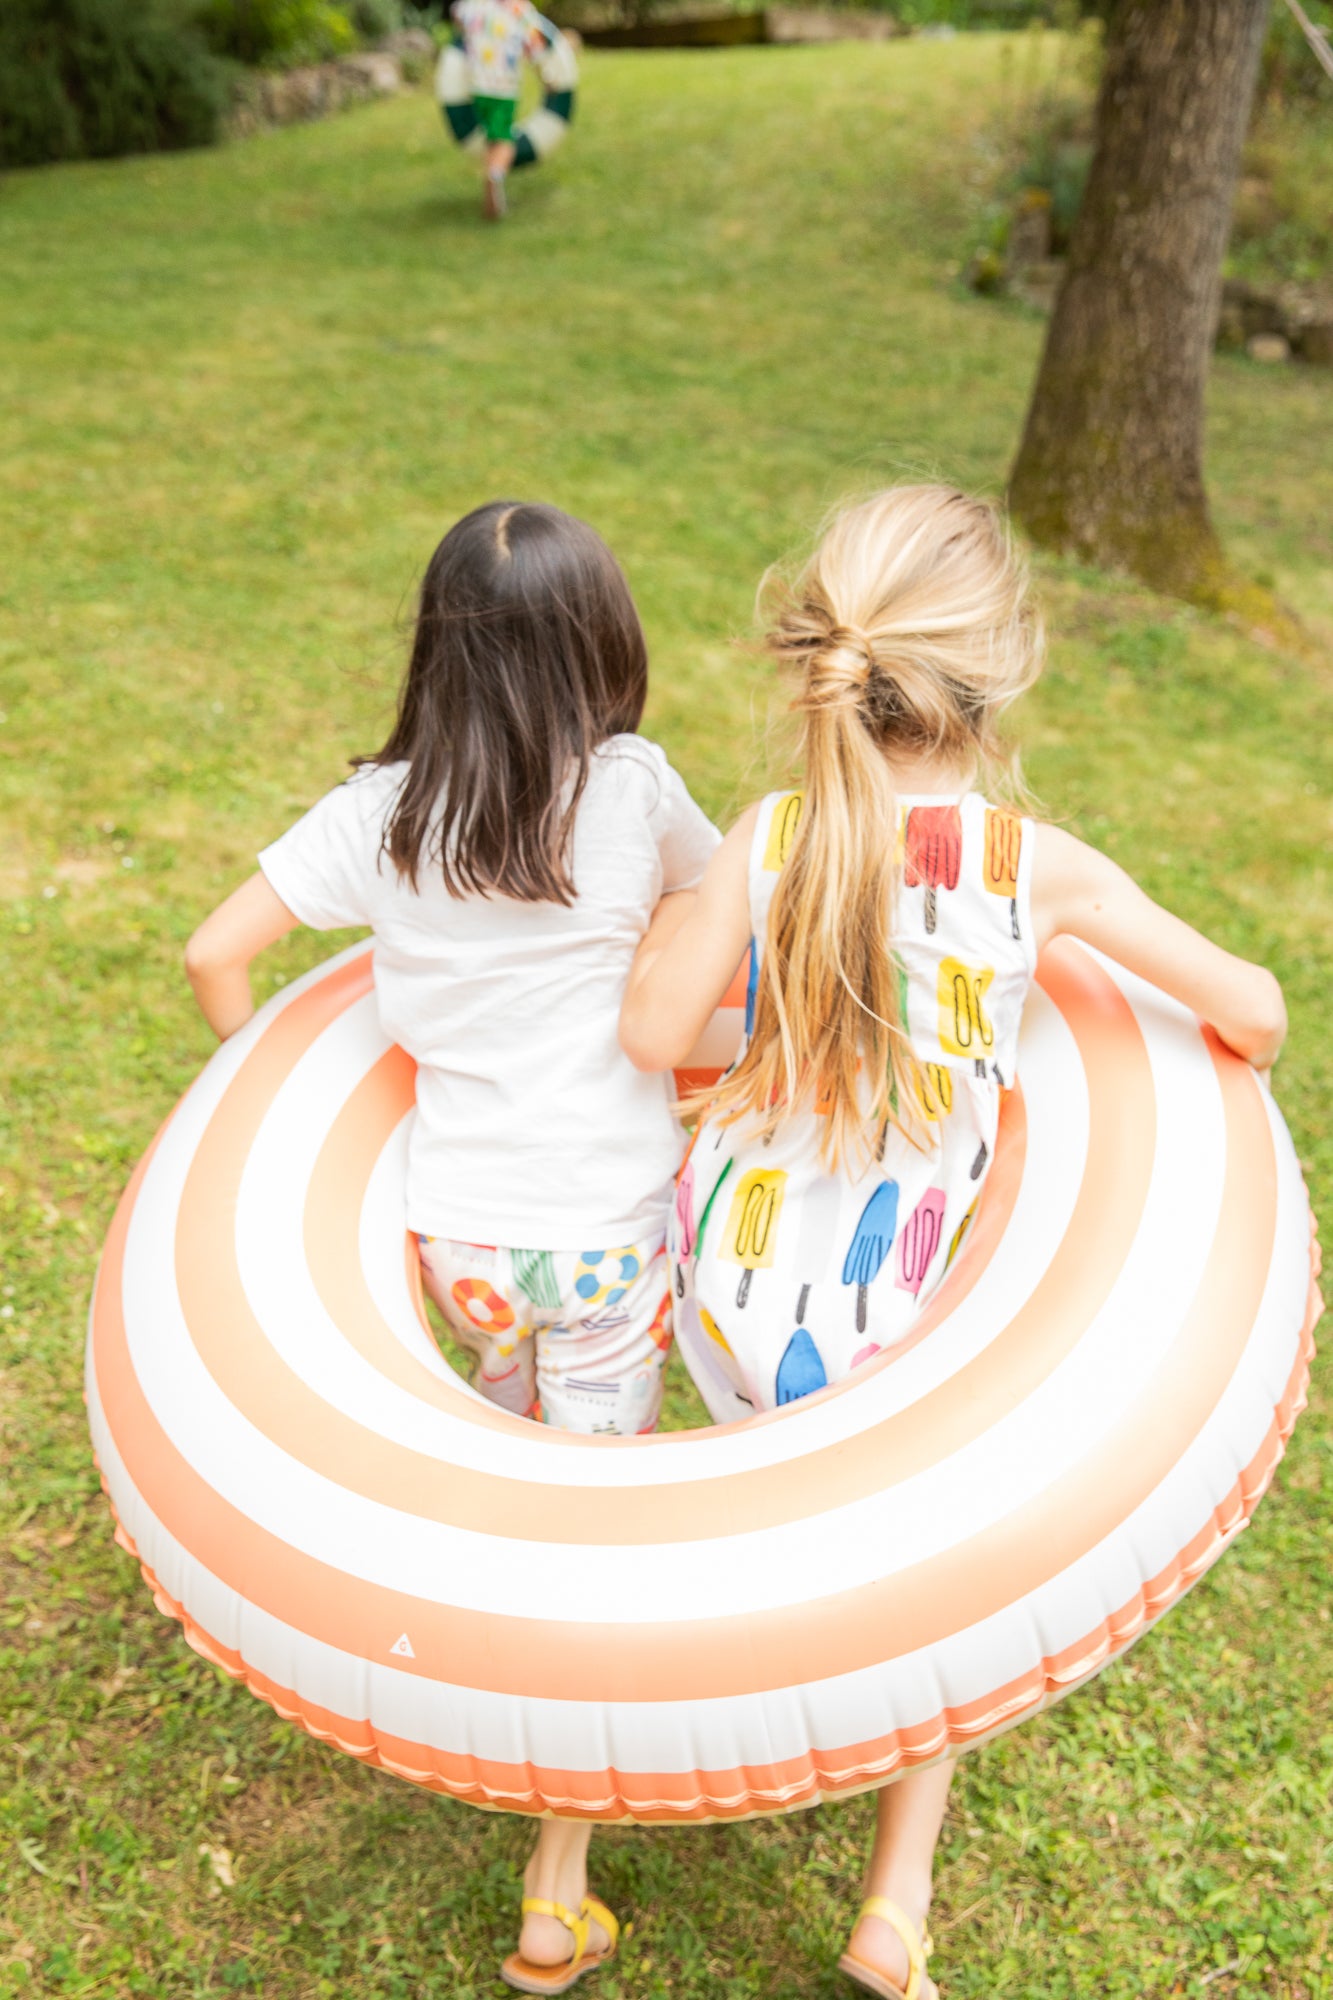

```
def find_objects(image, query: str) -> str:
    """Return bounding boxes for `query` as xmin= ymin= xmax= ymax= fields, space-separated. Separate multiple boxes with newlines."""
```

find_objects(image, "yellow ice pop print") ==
xmin=983 ymin=809 xmax=1023 ymax=941
xmin=762 ymin=792 xmax=804 ymax=871
xmin=937 ymin=957 xmax=996 ymax=1058
xmin=720 ymin=1167 xmax=788 ymax=1307
xmin=699 ymin=1306 xmax=734 ymax=1356
xmin=910 ymin=1059 xmax=954 ymax=1123
xmin=945 ymin=1198 xmax=978 ymax=1271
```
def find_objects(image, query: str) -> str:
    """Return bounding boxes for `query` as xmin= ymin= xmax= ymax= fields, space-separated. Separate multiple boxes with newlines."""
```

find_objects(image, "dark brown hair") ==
xmin=356 ymin=501 xmax=648 ymax=905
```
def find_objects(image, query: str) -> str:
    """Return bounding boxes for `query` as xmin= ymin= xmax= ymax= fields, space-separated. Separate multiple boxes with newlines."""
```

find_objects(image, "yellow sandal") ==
xmin=838 ymin=1895 xmax=935 ymax=2000
xmin=500 ymin=1894 xmax=620 ymax=1995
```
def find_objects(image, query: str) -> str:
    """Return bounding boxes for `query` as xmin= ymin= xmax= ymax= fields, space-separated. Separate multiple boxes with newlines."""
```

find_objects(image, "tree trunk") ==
xmin=1008 ymin=0 xmax=1270 ymax=606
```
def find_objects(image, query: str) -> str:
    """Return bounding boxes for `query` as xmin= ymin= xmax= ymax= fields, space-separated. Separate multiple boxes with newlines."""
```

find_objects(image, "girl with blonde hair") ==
xmin=619 ymin=485 xmax=1286 ymax=1999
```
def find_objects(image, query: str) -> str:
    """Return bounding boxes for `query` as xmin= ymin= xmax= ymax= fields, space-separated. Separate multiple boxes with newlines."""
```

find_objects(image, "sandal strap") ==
xmin=858 ymin=1897 xmax=929 ymax=2000
xmin=580 ymin=1895 xmax=619 ymax=1953
xmin=520 ymin=1897 xmax=587 ymax=1963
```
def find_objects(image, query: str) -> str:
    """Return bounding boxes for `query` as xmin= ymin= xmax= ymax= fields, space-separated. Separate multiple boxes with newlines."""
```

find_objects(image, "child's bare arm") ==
xmin=620 ymin=807 xmax=757 ymax=1071
xmin=184 ymin=873 xmax=301 ymax=1041
xmin=1033 ymin=825 xmax=1287 ymax=1070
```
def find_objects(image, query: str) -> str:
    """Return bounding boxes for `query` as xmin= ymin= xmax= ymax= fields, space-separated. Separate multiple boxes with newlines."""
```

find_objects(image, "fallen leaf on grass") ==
xmin=97 ymin=1664 xmax=137 ymax=1703
xmin=198 ymin=1844 xmax=236 ymax=1888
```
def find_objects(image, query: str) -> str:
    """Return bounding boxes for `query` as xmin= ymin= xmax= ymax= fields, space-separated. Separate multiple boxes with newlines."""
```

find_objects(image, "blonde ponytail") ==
xmin=698 ymin=486 xmax=1043 ymax=1169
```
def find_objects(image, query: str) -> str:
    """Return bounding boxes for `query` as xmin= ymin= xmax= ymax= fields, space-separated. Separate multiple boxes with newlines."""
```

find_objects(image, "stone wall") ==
xmin=968 ymin=188 xmax=1333 ymax=369
xmin=226 ymin=31 xmax=434 ymax=139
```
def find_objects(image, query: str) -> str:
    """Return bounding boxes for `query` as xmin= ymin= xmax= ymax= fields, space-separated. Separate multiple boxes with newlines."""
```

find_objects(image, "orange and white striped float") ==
xmin=87 ymin=939 xmax=1320 ymax=1822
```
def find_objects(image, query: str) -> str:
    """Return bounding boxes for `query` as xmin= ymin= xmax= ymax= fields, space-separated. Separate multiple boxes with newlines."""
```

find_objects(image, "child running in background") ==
xmin=184 ymin=499 xmax=718 ymax=1991
xmin=452 ymin=0 xmax=561 ymax=219
xmin=619 ymin=485 xmax=1286 ymax=2000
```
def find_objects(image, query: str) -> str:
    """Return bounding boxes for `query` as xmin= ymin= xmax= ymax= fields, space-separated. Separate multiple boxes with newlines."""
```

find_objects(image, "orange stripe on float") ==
xmin=672 ymin=1067 xmax=724 ymax=1095
xmin=302 ymin=1044 xmax=532 ymax=1438
xmin=97 ymin=1270 xmax=1317 ymax=1821
xmin=88 ymin=948 xmax=1284 ymax=1706
xmin=160 ymin=946 xmax=1146 ymax=1552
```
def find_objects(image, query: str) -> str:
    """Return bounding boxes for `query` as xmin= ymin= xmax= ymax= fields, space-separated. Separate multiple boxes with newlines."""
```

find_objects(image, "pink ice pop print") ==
xmin=896 ymin=1187 xmax=947 ymax=1296
xmin=903 ymin=805 xmax=962 ymax=935
xmin=673 ymin=1159 xmax=696 ymax=1296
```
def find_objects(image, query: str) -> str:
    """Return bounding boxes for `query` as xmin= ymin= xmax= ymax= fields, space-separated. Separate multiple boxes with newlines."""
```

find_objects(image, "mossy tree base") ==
xmin=1009 ymin=0 xmax=1280 ymax=624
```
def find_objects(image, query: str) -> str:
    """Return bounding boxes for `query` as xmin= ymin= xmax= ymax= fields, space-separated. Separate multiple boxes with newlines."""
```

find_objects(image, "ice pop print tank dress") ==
xmin=673 ymin=786 xmax=1036 ymax=1418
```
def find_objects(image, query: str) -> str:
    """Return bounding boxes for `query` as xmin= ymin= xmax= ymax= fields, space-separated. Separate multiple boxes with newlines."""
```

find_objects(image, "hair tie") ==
xmin=808 ymin=623 xmax=875 ymax=707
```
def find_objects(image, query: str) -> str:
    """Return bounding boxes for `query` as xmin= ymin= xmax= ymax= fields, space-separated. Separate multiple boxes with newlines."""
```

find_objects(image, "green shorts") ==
xmin=473 ymin=94 xmax=516 ymax=144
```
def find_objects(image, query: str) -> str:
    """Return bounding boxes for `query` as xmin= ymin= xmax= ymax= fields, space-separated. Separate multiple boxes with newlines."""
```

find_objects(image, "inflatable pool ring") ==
xmin=87 ymin=940 xmax=1321 ymax=1823
xmin=435 ymin=35 xmax=577 ymax=172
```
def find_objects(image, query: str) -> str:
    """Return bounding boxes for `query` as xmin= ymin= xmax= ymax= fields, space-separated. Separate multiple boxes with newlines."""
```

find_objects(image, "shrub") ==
xmin=888 ymin=1 xmax=1105 ymax=26
xmin=346 ymin=0 xmax=405 ymax=38
xmin=198 ymin=0 xmax=359 ymax=67
xmin=1013 ymin=110 xmax=1091 ymax=250
xmin=0 ymin=0 xmax=227 ymax=169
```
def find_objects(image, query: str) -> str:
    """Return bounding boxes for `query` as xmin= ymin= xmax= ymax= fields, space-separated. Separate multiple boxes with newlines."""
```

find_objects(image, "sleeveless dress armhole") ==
xmin=1015 ymin=813 xmax=1039 ymax=977
xmin=747 ymin=790 xmax=804 ymax=993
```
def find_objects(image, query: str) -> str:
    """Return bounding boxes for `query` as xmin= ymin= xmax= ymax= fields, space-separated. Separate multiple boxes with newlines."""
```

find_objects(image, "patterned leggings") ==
xmin=417 ymin=1233 xmax=672 ymax=1435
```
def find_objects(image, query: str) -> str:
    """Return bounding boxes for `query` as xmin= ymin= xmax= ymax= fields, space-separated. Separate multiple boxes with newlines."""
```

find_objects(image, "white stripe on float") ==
xmin=1093 ymin=1091 xmax=1307 ymax=1599
xmin=939 ymin=970 xmax=1229 ymax=1508
xmin=115 ymin=1091 xmax=1230 ymax=1639
xmin=226 ymin=976 xmax=1088 ymax=1489
xmin=127 ymin=941 xmax=374 ymax=1248
xmin=358 ymin=1112 xmax=491 ymax=1394
xmin=519 ymin=108 xmax=571 ymax=160
xmin=132 ymin=954 xmax=1083 ymax=1495
xmin=120 ymin=974 xmax=1094 ymax=1615
xmin=90 ymin=1334 xmax=1278 ymax=1797
xmin=125 ymin=1121 xmax=1163 ymax=1631
xmin=92 ymin=946 xmax=1312 ymax=1799
xmin=434 ymin=44 xmax=470 ymax=107
xmin=132 ymin=944 xmax=1264 ymax=1600
xmin=118 ymin=947 xmax=1295 ymax=1630
xmin=82 ymin=1353 xmax=1078 ymax=1782
xmin=232 ymin=996 xmax=485 ymax=1414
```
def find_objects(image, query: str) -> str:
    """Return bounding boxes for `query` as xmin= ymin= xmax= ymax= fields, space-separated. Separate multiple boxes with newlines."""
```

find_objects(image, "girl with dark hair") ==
xmin=187 ymin=501 xmax=716 ymax=1436
xmin=185 ymin=500 xmax=717 ymax=1986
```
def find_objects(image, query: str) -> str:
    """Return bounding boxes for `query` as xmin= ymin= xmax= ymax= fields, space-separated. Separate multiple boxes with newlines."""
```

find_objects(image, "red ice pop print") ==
xmin=896 ymin=1187 xmax=947 ymax=1295
xmin=904 ymin=806 xmax=962 ymax=934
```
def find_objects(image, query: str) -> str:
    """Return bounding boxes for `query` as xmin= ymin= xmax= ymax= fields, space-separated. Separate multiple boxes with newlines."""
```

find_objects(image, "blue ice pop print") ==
xmin=744 ymin=941 xmax=758 ymax=1040
xmin=776 ymin=1327 xmax=828 ymax=1405
xmin=842 ymin=1180 xmax=899 ymax=1334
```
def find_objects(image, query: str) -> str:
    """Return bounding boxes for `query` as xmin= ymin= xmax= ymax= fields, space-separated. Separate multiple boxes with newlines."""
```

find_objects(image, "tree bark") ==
xmin=1008 ymin=0 xmax=1271 ymax=605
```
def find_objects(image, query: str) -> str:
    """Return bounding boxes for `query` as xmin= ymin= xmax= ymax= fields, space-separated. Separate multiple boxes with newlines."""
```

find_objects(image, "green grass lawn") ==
xmin=1 ymin=35 xmax=1330 ymax=2000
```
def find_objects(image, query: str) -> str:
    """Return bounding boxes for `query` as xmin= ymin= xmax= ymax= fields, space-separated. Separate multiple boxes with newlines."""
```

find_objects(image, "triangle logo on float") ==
xmin=390 ymin=1633 xmax=415 ymax=1658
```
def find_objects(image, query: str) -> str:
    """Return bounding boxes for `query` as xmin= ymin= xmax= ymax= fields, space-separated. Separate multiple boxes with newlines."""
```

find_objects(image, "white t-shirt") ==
xmin=259 ymin=737 xmax=719 ymax=1249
